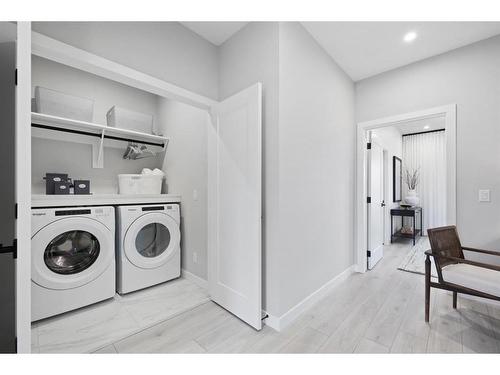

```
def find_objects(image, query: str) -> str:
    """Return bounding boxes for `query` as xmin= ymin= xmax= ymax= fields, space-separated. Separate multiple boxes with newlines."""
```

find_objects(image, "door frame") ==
xmin=355 ymin=104 xmax=457 ymax=273
xmin=15 ymin=22 xmax=32 ymax=353
xmin=367 ymin=137 xmax=384 ymax=269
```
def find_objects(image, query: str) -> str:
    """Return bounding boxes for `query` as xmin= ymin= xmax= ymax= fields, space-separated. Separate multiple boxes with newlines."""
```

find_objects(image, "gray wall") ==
xmin=219 ymin=22 xmax=356 ymax=318
xmin=356 ymin=35 xmax=500 ymax=250
xmin=277 ymin=23 xmax=355 ymax=316
xmin=31 ymin=56 xmax=163 ymax=194
xmin=32 ymin=22 xmax=219 ymax=100
xmin=158 ymin=98 xmax=208 ymax=279
xmin=218 ymin=22 xmax=281 ymax=315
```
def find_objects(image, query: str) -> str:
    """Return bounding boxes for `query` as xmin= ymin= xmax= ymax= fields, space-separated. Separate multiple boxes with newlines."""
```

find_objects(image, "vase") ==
xmin=405 ymin=189 xmax=420 ymax=206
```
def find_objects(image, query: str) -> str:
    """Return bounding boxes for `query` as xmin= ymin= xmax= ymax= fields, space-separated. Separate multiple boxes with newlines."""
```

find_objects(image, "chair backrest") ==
xmin=427 ymin=226 xmax=464 ymax=271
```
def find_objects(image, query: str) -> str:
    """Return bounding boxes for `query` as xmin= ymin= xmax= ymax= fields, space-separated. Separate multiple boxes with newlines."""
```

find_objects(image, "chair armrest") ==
xmin=462 ymin=247 xmax=500 ymax=257
xmin=436 ymin=253 xmax=500 ymax=272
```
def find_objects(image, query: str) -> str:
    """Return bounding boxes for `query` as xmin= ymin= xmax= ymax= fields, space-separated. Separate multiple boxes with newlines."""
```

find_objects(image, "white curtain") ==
xmin=402 ymin=131 xmax=446 ymax=232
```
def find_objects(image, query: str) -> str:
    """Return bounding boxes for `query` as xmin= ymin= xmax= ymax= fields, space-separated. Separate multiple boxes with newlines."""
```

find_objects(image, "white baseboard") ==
xmin=263 ymin=265 xmax=355 ymax=331
xmin=181 ymin=269 xmax=208 ymax=290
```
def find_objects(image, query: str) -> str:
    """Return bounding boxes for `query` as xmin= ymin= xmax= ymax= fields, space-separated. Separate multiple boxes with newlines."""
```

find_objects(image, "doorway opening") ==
xmin=356 ymin=105 xmax=457 ymax=273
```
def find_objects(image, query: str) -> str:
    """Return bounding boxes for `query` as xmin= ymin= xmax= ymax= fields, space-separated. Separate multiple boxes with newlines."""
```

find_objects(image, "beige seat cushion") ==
xmin=442 ymin=263 xmax=500 ymax=297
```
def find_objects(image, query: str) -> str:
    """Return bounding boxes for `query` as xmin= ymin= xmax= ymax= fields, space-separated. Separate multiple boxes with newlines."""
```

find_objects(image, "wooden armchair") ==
xmin=425 ymin=225 xmax=500 ymax=322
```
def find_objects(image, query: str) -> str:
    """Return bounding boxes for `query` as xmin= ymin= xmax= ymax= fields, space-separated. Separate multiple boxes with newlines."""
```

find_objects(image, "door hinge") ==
xmin=15 ymin=203 xmax=17 ymax=219
xmin=15 ymin=69 xmax=17 ymax=86
xmin=12 ymin=238 xmax=17 ymax=259
xmin=367 ymin=250 xmax=371 ymax=257
xmin=0 ymin=239 xmax=16 ymax=259
xmin=367 ymin=142 xmax=372 ymax=150
xmin=367 ymin=196 xmax=371 ymax=204
xmin=15 ymin=337 xmax=17 ymax=353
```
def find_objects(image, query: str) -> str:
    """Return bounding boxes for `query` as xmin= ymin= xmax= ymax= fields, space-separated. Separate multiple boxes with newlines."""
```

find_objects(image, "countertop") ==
xmin=31 ymin=194 xmax=182 ymax=208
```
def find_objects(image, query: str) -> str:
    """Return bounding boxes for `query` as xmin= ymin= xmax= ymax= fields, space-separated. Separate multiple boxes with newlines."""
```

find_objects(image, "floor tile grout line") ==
xmin=86 ymin=299 xmax=212 ymax=354
xmin=110 ymin=299 xmax=212 ymax=348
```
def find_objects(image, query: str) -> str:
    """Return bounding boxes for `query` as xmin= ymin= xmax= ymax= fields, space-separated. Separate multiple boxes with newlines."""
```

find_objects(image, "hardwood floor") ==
xmin=53 ymin=238 xmax=500 ymax=353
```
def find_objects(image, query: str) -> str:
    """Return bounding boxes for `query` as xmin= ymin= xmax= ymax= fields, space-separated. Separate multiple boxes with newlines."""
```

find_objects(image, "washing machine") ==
xmin=116 ymin=204 xmax=181 ymax=294
xmin=31 ymin=206 xmax=115 ymax=321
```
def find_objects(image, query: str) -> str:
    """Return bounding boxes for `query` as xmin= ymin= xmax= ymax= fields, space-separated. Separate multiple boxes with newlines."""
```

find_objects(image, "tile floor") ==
xmin=31 ymin=277 xmax=209 ymax=353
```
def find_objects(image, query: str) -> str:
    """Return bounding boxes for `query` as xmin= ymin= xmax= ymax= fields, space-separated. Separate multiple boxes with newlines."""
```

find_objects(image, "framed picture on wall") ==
xmin=393 ymin=156 xmax=402 ymax=202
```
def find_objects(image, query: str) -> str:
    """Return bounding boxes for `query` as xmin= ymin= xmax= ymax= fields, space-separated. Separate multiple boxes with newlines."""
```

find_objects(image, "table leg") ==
xmin=413 ymin=214 xmax=416 ymax=246
xmin=420 ymin=208 xmax=423 ymax=237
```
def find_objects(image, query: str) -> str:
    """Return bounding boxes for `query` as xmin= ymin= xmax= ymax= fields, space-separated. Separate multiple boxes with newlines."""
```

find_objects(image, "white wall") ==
xmin=371 ymin=127 xmax=403 ymax=243
xmin=157 ymin=98 xmax=208 ymax=279
xmin=219 ymin=22 xmax=356 ymax=318
xmin=32 ymin=22 xmax=219 ymax=100
xmin=277 ymin=23 xmax=355 ymax=316
xmin=356 ymin=35 xmax=500 ymax=250
xmin=31 ymin=56 xmax=163 ymax=194
xmin=218 ymin=22 xmax=281 ymax=315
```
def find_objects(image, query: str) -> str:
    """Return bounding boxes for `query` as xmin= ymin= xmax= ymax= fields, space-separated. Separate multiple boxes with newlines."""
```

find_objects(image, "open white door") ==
xmin=15 ymin=22 xmax=32 ymax=353
xmin=367 ymin=140 xmax=384 ymax=270
xmin=208 ymin=83 xmax=262 ymax=330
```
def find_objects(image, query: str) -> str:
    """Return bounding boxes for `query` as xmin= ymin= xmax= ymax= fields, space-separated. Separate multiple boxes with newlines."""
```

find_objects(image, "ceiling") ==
xmin=392 ymin=116 xmax=445 ymax=136
xmin=180 ymin=22 xmax=248 ymax=45
xmin=301 ymin=22 xmax=500 ymax=81
xmin=180 ymin=22 xmax=500 ymax=80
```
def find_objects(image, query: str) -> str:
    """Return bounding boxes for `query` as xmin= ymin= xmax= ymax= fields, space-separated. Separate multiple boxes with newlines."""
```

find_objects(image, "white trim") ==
xmin=182 ymin=269 xmax=208 ymax=290
xmin=356 ymin=104 xmax=457 ymax=273
xmin=15 ymin=22 xmax=32 ymax=353
xmin=31 ymin=31 xmax=217 ymax=110
xmin=263 ymin=265 xmax=355 ymax=331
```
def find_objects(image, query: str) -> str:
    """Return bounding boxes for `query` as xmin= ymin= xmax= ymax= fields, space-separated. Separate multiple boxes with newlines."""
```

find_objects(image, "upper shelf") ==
xmin=31 ymin=112 xmax=169 ymax=148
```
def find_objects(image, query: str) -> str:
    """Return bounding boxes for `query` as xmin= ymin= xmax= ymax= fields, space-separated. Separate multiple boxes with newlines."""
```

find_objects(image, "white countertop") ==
xmin=32 ymin=194 xmax=182 ymax=208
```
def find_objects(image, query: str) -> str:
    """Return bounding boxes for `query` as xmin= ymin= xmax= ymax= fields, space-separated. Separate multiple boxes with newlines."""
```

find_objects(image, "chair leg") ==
xmin=425 ymin=255 xmax=431 ymax=322
xmin=453 ymin=291 xmax=457 ymax=309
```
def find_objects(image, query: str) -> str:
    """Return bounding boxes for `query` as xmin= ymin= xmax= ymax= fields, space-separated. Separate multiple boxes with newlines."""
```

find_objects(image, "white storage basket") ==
xmin=107 ymin=106 xmax=154 ymax=134
xmin=35 ymin=86 xmax=94 ymax=122
xmin=118 ymin=174 xmax=163 ymax=195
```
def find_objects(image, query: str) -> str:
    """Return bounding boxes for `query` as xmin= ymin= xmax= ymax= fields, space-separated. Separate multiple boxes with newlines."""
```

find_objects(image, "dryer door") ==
xmin=31 ymin=217 xmax=114 ymax=290
xmin=124 ymin=212 xmax=180 ymax=269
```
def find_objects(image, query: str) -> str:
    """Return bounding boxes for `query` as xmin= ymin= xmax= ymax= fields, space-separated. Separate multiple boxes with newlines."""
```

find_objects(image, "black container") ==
xmin=74 ymin=180 xmax=91 ymax=195
xmin=54 ymin=181 xmax=71 ymax=195
xmin=44 ymin=173 xmax=69 ymax=195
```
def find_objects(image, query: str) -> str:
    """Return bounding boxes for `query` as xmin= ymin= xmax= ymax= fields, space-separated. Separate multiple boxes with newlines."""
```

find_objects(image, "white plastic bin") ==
xmin=35 ymin=86 xmax=94 ymax=122
xmin=106 ymin=106 xmax=154 ymax=134
xmin=118 ymin=174 xmax=163 ymax=195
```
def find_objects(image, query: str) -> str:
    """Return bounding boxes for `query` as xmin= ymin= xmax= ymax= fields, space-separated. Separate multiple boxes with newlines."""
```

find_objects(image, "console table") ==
xmin=390 ymin=207 xmax=423 ymax=246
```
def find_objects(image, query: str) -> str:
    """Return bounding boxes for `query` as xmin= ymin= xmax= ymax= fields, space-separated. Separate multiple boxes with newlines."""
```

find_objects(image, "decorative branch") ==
xmin=404 ymin=167 xmax=420 ymax=190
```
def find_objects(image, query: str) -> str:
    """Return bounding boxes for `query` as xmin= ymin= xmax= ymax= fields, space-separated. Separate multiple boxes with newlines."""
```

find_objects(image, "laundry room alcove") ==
xmin=29 ymin=30 xmax=213 ymax=353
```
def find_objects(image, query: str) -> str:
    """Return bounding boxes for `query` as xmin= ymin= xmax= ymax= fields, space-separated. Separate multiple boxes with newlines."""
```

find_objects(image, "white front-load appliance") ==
xmin=116 ymin=204 xmax=181 ymax=294
xmin=31 ymin=206 xmax=115 ymax=321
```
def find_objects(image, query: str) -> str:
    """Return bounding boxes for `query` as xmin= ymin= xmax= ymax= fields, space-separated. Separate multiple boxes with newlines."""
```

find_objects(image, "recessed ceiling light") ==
xmin=423 ymin=125 xmax=430 ymax=130
xmin=403 ymin=31 xmax=418 ymax=43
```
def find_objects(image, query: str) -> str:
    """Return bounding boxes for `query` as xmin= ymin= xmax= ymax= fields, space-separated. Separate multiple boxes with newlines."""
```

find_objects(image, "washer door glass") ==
xmin=44 ymin=230 xmax=100 ymax=275
xmin=135 ymin=223 xmax=171 ymax=258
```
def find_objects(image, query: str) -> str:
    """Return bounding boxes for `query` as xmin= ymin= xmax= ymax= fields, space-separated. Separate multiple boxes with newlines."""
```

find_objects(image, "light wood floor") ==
xmin=93 ymin=240 xmax=500 ymax=353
